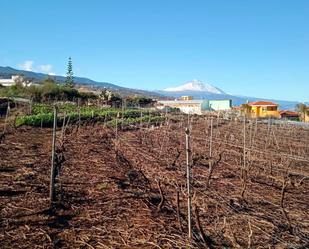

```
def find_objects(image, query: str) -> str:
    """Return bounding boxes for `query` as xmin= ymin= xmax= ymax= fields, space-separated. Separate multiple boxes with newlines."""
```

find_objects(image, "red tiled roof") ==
xmin=248 ymin=101 xmax=278 ymax=106
xmin=279 ymin=110 xmax=299 ymax=116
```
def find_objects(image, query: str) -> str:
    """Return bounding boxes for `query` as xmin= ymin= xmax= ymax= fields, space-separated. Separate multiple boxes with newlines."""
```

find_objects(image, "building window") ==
xmin=267 ymin=106 xmax=276 ymax=111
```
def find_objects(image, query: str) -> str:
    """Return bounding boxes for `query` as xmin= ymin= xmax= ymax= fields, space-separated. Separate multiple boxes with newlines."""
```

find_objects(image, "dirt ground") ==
xmin=0 ymin=116 xmax=309 ymax=248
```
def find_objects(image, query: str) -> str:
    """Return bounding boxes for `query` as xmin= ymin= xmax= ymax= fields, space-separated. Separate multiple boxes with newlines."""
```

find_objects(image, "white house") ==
xmin=157 ymin=100 xmax=204 ymax=114
xmin=156 ymin=98 xmax=232 ymax=115
xmin=0 ymin=75 xmax=32 ymax=87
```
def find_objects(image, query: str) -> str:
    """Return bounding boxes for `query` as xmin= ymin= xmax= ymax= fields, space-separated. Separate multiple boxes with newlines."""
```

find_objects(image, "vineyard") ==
xmin=0 ymin=107 xmax=309 ymax=248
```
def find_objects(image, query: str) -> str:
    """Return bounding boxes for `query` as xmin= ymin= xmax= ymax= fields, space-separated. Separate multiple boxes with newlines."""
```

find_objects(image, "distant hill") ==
xmin=0 ymin=66 xmax=163 ymax=98
xmin=158 ymin=80 xmax=302 ymax=110
xmin=0 ymin=67 xmax=304 ymax=110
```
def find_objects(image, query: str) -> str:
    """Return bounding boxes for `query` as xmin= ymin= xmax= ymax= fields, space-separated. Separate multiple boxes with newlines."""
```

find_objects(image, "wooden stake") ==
xmin=205 ymin=116 xmax=208 ymax=148
xmin=50 ymin=106 xmax=57 ymax=203
xmin=266 ymin=117 xmax=271 ymax=148
xmin=210 ymin=117 xmax=213 ymax=157
xmin=121 ymin=99 xmax=124 ymax=130
xmin=140 ymin=109 xmax=143 ymax=129
xmin=243 ymin=116 xmax=246 ymax=170
xmin=185 ymin=127 xmax=192 ymax=241
xmin=115 ymin=112 xmax=119 ymax=139
xmin=78 ymin=108 xmax=81 ymax=128
xmin=253 ymin=117 xmax=258 ymax=144
xmin=176 ymin=190 xmax=182 ymax=231
xmin=61 ymin=112 xmax=67 ymax=141
xmin=148 ymin=109 xmax=151 ymax=129
xmin=78 ymin=98 xmax=81 ymax=129
xmin=29 ymin=98 xmax=32 ymax=115
xmin=3 ymin=102 xmax=10 ymax=134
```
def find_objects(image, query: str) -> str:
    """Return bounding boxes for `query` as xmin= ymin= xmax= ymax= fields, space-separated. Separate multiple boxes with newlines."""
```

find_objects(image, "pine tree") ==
xmin=65 ymin=57 xmax=74 ymax=88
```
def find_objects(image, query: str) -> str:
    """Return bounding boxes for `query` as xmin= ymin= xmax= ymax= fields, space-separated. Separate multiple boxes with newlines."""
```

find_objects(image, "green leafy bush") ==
xmin=16 ymin=103 xmax=163 ymax=128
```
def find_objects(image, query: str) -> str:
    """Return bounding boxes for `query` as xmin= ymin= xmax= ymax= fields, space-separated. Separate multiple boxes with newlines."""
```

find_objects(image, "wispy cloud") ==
xmin=37 ymin=64 xmax=55 ymax=75
xmin=19 ymin=60 xmax=34 ymax=71
xmin=18 ymin=60 xmax=55 ymax=75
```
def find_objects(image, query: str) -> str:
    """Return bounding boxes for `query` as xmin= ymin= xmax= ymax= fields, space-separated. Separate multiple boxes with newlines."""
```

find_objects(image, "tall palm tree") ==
xmin=296 ymin=103 xmax=307 ymax=121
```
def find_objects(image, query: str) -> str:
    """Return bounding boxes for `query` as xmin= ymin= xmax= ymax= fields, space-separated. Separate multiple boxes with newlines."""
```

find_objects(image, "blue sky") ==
xmin=0 ymin=0 xmax=308 ymax=101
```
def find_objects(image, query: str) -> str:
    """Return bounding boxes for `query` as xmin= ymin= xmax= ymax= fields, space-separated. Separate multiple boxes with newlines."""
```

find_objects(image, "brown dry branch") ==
xmin=193 ymin=204 xmax=212 ymax=248
xmin=280 ymin=173 xmax=292 ymax=232
xmin=156 ymin=179 xmax=165 ymax=212
xmin=206 ymin=152 xmax=223 ymax=187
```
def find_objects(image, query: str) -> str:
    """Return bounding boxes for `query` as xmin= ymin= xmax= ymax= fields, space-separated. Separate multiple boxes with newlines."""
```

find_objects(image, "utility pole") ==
xmin=185 ymin=128 xmax=192 ymax=241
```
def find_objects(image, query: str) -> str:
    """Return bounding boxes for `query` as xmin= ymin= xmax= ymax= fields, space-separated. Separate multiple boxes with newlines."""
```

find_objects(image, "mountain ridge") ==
xmin=0 ymin=66 xmax=163 ymax=98
xmin=163 ymin=79 xmax=225 ymax=94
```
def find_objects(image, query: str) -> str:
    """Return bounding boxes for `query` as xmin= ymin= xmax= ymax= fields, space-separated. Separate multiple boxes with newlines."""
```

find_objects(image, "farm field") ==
xmin=0 ymin=114 xmax=309 ymax=248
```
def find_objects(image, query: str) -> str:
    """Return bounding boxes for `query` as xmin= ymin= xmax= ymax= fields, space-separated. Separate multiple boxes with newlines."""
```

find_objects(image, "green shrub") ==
xmin=16 ymin=101 xmax=162 ymax=128
xmin=16 ymin=113 xmax=54 ymax=127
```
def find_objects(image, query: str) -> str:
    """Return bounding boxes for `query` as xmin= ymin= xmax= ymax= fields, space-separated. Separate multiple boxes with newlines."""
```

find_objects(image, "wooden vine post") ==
xmin=61 ymin=112 xmax=67 ymax=141
xmin=29 ymin=98 xmax=33 ymax=115
xmin=148 ymin=109 xmax=151 ymax=129
xmin=140 ymin=108 xmax=143 ymax=129
xmin=241 ymin=116 xmax=247 ymax=199
xmin=243 ymin=116 xmax=246 ymax=169
xmin=115 ymin=112 xmax=120 ymax=139
xmin=121 ymin=99 xmax=125 ymax=130
xmin=3 ymin=101 xmax=10 ymax=134
xmin=78 ymin=98 xmax=81 ymax=129
xmin=50 ymin=106 xmax=57 ymax=203
xmin=209 ymin=117 xmax=213 ymax=157
xmin=185 ymin=127 xmax=192 ymax=242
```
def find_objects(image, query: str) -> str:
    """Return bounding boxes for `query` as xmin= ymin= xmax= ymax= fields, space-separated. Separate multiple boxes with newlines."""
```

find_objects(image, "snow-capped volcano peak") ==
xmin=163 ymin=79 xmax=224 ymax=94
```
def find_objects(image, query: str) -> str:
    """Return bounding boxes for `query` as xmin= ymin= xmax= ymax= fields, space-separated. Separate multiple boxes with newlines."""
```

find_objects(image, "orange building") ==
xmin=245 ymin=101 xmax=280 ymax=118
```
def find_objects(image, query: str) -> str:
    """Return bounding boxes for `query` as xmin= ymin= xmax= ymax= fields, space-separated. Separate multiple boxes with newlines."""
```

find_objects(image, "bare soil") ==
xmin=0 ymin=116 xmax=308 ymax=248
